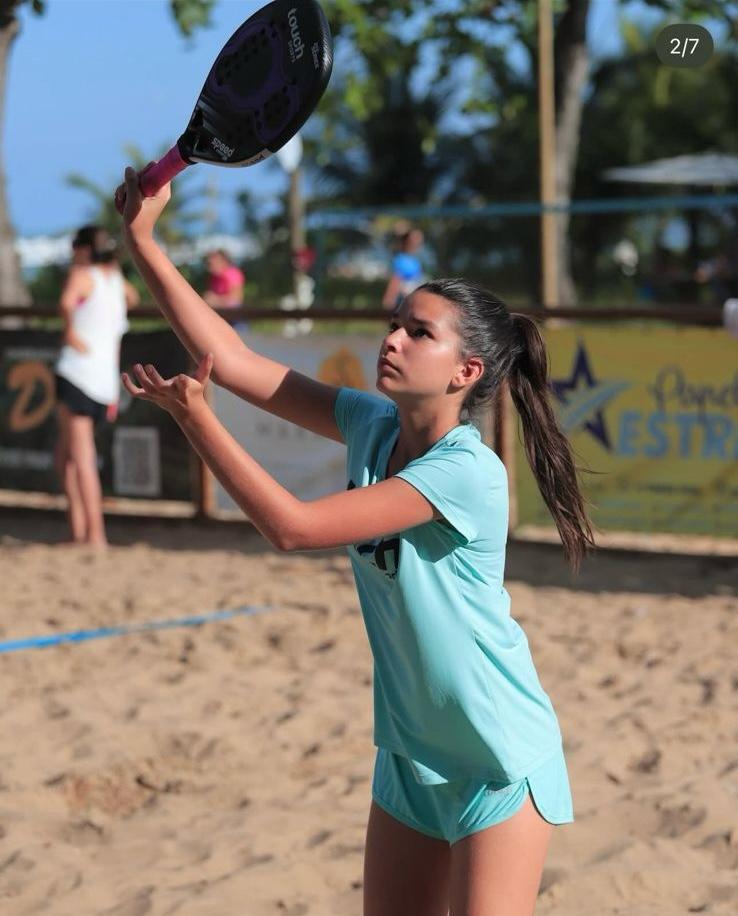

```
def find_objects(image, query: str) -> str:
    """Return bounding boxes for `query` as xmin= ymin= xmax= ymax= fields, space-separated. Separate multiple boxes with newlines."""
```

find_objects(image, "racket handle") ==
xmin=139 ymin=145 xmax=190 ymax=197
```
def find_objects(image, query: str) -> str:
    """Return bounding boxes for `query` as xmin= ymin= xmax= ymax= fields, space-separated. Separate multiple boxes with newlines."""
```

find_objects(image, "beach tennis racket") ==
xmin=115 ymin=0 xmax=332 ymax=212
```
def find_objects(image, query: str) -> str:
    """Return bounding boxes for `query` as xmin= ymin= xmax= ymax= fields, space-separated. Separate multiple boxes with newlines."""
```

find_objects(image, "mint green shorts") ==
xmin=371 ymin=744 xmax=574 ymax=845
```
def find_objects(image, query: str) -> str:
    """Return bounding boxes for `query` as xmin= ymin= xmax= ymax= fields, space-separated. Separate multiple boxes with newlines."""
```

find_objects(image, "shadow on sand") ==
xmin=2 ymin=507 xmax=736 ymax=600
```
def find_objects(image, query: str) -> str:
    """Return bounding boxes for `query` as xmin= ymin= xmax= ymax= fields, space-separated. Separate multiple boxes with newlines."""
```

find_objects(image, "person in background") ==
xmin=203 ymin=249 xmax=245 ymax=309
xmin=54 ymin=225 xmax=139 ymax=547
xmin=695 ymin=245 xmax=738 ymax=305
xmin=724 ymin=297 xmax=738 ymax=338
xmin=382 ymin=225 xmax=425 ymax=310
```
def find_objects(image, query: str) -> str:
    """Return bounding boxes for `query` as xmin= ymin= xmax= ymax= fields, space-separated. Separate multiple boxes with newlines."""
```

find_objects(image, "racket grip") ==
xmin=139 ymin=146 xmax=190 ymax=197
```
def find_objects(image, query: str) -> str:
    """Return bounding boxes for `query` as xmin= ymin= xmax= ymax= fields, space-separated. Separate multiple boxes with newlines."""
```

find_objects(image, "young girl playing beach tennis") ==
xmin=116 ymin=166 xmax=594 ymax=916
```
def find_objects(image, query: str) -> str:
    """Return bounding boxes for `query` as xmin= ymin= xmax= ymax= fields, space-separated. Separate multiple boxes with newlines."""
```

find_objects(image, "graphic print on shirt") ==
xmin=348 ymin=479 xmax=400 ymax=580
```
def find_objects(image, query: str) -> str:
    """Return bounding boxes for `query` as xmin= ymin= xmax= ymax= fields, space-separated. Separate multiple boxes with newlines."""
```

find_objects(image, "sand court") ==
xmin=1 ymin=512 xmax=737 ymax=915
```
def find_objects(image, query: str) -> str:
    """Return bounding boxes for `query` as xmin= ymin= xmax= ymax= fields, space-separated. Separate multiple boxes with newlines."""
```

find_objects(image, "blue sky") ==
xmin=4 ymin=0 xmax=653 ymax=238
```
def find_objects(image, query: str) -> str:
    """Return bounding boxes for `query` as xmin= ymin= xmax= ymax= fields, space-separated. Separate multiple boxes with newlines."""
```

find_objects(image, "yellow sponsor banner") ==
xmin=515 ymin=324 xmax=738 ymax=537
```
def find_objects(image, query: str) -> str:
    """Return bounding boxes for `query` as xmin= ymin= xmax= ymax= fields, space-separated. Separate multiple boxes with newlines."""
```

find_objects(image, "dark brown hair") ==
xmin=72 ymin=225 xmax=118 ymax=264
xmin=418 ymin=277 xmax=595 ymax=571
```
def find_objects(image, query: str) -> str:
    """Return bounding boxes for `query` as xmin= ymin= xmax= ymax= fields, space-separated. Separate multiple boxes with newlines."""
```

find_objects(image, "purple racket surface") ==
xmin=180 ymin=0 xmax=332 ymax=167
xmin=123 ymin=0 xmax=332 ymax=204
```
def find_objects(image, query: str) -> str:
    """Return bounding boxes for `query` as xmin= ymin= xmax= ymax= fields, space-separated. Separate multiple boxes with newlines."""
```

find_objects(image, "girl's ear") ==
xmin=453 ymin=356 xmax=484 ymax=389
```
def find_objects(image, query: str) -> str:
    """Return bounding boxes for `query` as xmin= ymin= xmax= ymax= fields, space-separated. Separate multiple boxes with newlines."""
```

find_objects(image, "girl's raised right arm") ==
xmin=118 ymin=167 xmax=342 ymax=443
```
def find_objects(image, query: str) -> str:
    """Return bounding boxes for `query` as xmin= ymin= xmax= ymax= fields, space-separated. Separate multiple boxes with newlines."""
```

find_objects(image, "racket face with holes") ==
xmin=176 ymin=0 xmax=332 ymax=168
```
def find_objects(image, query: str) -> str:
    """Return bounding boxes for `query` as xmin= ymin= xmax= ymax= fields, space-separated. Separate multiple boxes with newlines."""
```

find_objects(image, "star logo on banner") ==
xmin=550 ymin=343 xmax=630 ymax=451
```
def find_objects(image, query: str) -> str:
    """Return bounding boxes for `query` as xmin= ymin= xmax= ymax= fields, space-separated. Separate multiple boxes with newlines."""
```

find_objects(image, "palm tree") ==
xmin=66 ymin=142 xmax=207 ymax=248
xmin=0 ymin=0 xmax=40 ymax=305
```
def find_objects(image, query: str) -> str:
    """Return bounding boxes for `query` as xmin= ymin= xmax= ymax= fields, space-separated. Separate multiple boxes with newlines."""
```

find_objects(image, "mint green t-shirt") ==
xmin=335 ymin=386 xmax=565 ymax=785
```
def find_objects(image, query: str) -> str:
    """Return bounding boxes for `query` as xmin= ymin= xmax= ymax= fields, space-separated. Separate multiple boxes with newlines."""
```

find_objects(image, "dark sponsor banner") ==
xmin=0 ymin=329 xmax=194 ymax=502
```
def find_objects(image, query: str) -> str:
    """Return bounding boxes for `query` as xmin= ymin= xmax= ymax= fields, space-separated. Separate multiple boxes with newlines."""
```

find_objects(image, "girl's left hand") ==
xmin=122 ymin=353 xmax=214 ymax=421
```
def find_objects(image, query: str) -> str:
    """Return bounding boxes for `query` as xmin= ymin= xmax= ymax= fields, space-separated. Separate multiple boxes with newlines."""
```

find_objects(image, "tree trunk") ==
xmin=553 ymin=0 xmax=590 ymax=306
xmin=0 ymin=3 xmax=30 ymax=307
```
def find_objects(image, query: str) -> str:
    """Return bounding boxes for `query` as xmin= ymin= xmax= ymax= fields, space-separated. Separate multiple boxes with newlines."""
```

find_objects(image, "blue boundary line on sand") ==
xmin=0 ymin=605 xmax=276 ymax=654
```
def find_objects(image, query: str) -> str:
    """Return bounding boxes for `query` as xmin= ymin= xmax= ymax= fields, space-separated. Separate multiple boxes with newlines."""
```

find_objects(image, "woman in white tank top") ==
xmin=54 ymin=225 xmax=139 ymax=547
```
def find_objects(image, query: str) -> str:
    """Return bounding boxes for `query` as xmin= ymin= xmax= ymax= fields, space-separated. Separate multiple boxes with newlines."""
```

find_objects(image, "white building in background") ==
xmin=16 ymin=233 xmax=260 ymax=272
xmin=16 ymin=235 xmax=73 ymax=270
xmin=166 ymin=233 xmax=261 ymax=266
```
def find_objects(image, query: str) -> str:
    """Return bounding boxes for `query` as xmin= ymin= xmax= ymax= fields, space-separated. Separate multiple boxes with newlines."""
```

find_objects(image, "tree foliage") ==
xmin=66 ymin=143 xmax=207 ymax=246
xmin=303 ymin=0 xmax=738 ymax=303
xmin=6 ymin=0 xmax=738 ymax=306
xmin=572 ymin=20 xmax=738 ymax=297
xmin=169 ymin=0 xmax=215 ymax=37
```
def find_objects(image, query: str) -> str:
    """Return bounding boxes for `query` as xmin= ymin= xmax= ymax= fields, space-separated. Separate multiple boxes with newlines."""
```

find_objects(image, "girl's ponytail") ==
xmin=417 ymin=278 xmax=595 ymax=571
xmin=508 ymin=313 xmax=595 ymax=571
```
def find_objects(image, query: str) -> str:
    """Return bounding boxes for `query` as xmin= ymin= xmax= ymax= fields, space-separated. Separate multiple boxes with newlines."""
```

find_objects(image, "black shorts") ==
xmin=55 ymin=375 xmax=108 ymax=424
